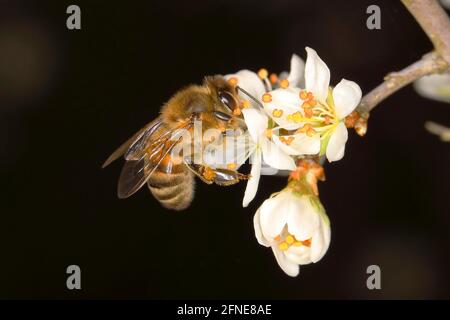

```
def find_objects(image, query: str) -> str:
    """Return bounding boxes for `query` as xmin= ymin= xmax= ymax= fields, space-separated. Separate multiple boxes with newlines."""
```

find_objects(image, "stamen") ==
xmin=258 ymin=68 xmax=268 ymax=79
xmin=269 ymin=73 xmax=278 ymax=84
xmin=308 ymin=99 xmax=317 ymax=106
xmin=241 ymin=100 xmax=251 ymax=108
xmin=228 ymin=77 xmax=238 ymax=86
xmin=302 ymin=239 xmax=312 ymax=247
xmin=274 ymin=235 xmax=281 ymax=241
xmin=300 ymin=90 xmax=308 ymax=100
xmin=262 ymin=93 xmax=272 ymax=103
xmin=307 ymin=127 xmax=316 ymax=137
xmin=233 ymin=108 xmax=242 ymax=116
xmin=279 ymin=136 xmax=294 ymax=145
xmin=265 ymin=129 xmax=273 ymax=138
xmin=279 ymin=79 xmax=289 ymax=89
xmin=298 ymin=123 xmax=316 ymax=137
xmin=272 ymin=109 xmax=283 ymax=118
xmin=302 ymin=101 xmax=313 ymax=109
xmin=285 ymin=235 xmax=295 ymax=244
xmin=287 ymin=111 xmax=303 ymax=123
xmin=279 ymin=242 xmax=289 ymax=251
xmin=304 ymin=108 xmax=313 ymax=119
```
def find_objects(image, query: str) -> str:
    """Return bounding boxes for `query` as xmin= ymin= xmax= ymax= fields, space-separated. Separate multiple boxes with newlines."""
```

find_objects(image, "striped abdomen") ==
xmin=147 ymin=164 xmax=195 ymax=211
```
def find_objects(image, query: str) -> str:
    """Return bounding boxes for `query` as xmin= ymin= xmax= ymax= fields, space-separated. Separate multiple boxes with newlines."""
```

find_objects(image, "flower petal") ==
xmin=287 ymin=195 xmax=320 ymax=241
xmin=413 ymin=73 xmax=450 ymax=104
xmin=272 ymin=133 xmax=320 ymax=156
xmin=259 ymin=192 xmax=290 ymax=239
xmin=325 ymin=122 xmax=348 ymax=162
xmin=261 ymin=140 xmax=296 ymax=171
xmin=224 ymin=70 xmax=266 ymax=100
xmin=263 ymin=88 xmax=304 ymax=130
xmin=253 ymin=208 xmax=271 ymax=247
xmin=285 ymin=245 xmax=312 ymax=265
xmin=271 ymin=246 xmax=299 ymax=277
xmin=287 ymin=54 xmax=305 ymax=88
xmin=242 ymin=108 xmax=268 ymax=143
xmin=310 ymin=216 xmax=331 ymax=263
xmin=260 ymin=159 xmax=279 ymax=175
xmin=242 ymin=150 xmax=262 ymax=207
xmin=332 ymin=79 xmax=362 ymax=118
xmin=305 ymin=47 xmax=330 ymax=102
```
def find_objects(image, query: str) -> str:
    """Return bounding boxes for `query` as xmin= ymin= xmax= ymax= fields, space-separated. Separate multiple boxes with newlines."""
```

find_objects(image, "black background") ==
xmin=0 ymin=0 xmax=449 ymax=299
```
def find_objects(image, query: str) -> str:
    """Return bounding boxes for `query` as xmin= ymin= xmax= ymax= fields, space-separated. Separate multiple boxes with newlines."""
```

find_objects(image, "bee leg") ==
xmin=213 ymin=169 xmax=250 ymax=186
xmin=184 ymin=162 xmax=214 ymax=184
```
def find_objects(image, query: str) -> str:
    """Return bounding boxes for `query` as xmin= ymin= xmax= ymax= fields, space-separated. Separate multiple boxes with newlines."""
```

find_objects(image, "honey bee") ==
xmin=103 ymin=76 xmax=250 ymax=210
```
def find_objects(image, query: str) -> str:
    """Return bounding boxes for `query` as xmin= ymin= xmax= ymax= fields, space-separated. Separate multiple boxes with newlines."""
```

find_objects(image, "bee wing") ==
xmin=117 ymin=122 xmax=193 ymax=199
xmin=102 ymin=117 xmax=164 ymax=168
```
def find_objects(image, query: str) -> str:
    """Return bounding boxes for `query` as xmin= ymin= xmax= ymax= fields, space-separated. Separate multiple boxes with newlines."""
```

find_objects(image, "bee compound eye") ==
xmin=218 ymin=90 xmax=237 ymax=111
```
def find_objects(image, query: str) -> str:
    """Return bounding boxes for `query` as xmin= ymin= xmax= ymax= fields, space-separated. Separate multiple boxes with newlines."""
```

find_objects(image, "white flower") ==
xmin=262 ymin=47 xmax=362 ymax=162
xmin=413 ymin=73 xmax=450 ymax=103
xmin=224 ymin=54 xmax=305 ymax=101
xmin=254 ymin=188 xmax=331 ymax=277
xmin=241 ymin=108 xmax=296 ymax=207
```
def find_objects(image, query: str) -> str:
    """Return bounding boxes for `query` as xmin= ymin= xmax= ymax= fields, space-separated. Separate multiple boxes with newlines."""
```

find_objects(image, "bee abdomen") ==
xmin=147 ymin=167 xmax=195 ymax=211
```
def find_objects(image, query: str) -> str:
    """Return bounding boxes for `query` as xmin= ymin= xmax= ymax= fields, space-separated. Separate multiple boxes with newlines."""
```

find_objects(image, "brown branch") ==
xmin=353 ymin=0 xmax=450 ymax=135
xmin=425 ymin=121 xmax=450 ymax=141
xmin=402 ymin=0 xmax=450 ymax=63
xmin=356 ymin=52 xmax=448 ymax=116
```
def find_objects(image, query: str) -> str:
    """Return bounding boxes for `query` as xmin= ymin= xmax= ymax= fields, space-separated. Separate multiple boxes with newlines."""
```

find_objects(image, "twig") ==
xmin=356 ymin=52 xmax=448 ymax=116
xmin=353 ymin=0 xmax=450 ymax=134
xmin=425 ymin=121 xmax=450 ymax=141
xmin=402 ymin=0 xmax=450 ymax=63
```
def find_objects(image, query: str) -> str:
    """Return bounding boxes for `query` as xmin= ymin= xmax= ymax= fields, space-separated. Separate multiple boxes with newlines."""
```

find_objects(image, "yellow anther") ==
xmin=302 ymin=101 xmax=312 ymax=109
xmin=304 ymin=108 xmax=313 ymax=119
xmin=279 ymin=242 xmax=289 ymax=251
xmin=241 ymin=100 xmax=251 ymax=108
xmin=258 ymin=68 xmax=268 ymax=79
xmin=298 ymin=123 xmax=316 ymax=137
xmin=293 ymin=241 xmax=303 ymax=247
xmin=262 ymin=93 xmax=272 ymax=103
xmin=228 ymin=77 xmax=238 ymax=86
xmin=298 ymin=123 xmax=311 ymax=133
xmin=233 ymin=107 xmax=242 ymax=116
xmin=272 ymin=109 xmax=283 ymax=118
xmin=300 ymin=90 xmax=308 ymax=100
xmin=285 ymin=235 xmax=295 ymax=244
xmin=269 ymin=73 xmax=278 ymax=84
xmin=306 ymin=127 xmax=316 ymax=137
xmin=324 ymin=115 xmax=331 ymax=124
xmin=279 ymin=136 xmax=294 ymax=145
xmin=265 ymin=129 xmax=273 ymax=138
xmin=307 ymin=92 xmax=314 ymax=100
xmin=308 ymin=99 xmax=317 ymax=106
xmin=279 ymin=79 xmax=289 ymax=89
xmin=287 ymin=111 xmax=303 ymax=123
xmin=227 ymin=163 xmax=237 ymax=170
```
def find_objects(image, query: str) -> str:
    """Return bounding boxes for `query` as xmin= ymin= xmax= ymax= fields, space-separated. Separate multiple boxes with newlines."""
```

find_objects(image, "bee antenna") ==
xmin=236 ymin=86 xmax=264 ymax=110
